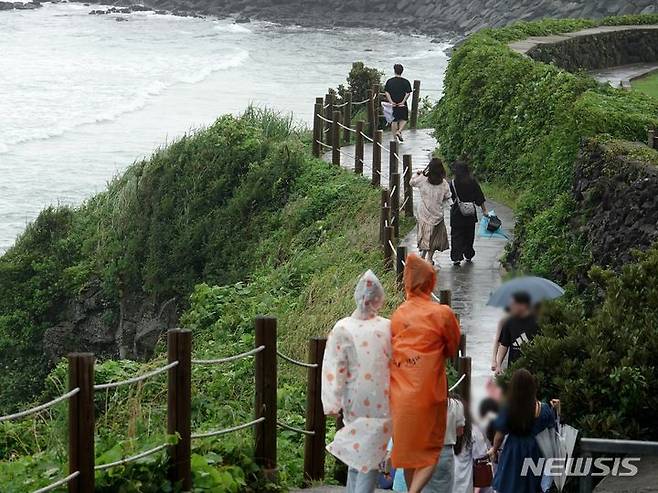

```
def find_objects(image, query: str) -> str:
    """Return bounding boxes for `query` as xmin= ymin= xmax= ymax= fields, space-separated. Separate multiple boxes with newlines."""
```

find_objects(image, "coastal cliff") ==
xmin=118 ymin=0 xmax=658 ymax=34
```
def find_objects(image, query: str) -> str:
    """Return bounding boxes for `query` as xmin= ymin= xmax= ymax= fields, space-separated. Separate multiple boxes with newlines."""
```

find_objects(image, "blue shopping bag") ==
xmin=478 ymin=210 xmax=510 ymax=239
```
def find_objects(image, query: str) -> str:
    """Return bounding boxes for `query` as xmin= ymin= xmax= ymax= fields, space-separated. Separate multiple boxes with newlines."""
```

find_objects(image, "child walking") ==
xmin=322 ymin=270 xmax=392 ymax=493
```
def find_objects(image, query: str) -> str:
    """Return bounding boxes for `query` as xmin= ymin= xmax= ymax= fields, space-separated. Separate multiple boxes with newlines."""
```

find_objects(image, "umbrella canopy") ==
xmin=487 ymin=276 xmax=565 ymax=308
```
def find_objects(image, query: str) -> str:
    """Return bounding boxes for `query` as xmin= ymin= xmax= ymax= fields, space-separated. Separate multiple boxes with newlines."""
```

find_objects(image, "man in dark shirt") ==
xmin=384 ymin=63 xmax=412 ymax=142
xmin=495 ymin=291 xmax=538 ymax=372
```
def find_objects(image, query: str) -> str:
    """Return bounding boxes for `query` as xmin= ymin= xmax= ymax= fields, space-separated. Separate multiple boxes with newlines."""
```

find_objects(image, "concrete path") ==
xmin=323 ymin=128 xmax=514 ymax=407
xmin=590 ymin=62 xmax=658 ymax=88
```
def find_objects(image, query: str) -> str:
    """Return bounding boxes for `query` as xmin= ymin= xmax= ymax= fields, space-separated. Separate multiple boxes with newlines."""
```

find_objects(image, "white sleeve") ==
xmin=455 ymin=399 xmax=466 ymax=427
xmin=410 ymin=173 xmax=424 ymax=188
xmin=321 ymin=323 xmax=351 ymax=415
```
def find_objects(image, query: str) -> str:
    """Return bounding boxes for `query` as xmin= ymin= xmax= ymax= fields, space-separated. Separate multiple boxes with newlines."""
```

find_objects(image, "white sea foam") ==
xmin=214 ymin=21 xmax=252 ymax=34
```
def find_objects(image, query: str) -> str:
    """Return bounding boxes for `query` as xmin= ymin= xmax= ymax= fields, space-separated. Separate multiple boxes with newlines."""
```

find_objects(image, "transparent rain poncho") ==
xmin=321 ymin=270 xmax=392 ymax=472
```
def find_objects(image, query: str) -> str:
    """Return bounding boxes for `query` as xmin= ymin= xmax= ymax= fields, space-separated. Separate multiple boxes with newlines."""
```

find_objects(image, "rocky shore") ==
xmin=2 ymin=0 xmax=656 ymax=36
xmin=83 ymin=0 xmax=658 ymax=36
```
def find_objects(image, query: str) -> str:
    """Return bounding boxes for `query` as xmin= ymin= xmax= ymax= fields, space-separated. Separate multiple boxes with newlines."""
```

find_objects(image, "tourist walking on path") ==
xmin=389 ymin=254 xmax=461 ymax=493
xmin=410 ymin=158 xmax=451 ymax=267
xmin=449 ymin=160 xmax=488 ymax=266
xmin=384 ymin=64 xmax=413 ymax=142
xmin=321 ymin=270 xmax=392 ymax=493
xmin=494 ymin=292 xmax=538 ymax=374
xmin=487 ymin=369 xmax=557 ymax=493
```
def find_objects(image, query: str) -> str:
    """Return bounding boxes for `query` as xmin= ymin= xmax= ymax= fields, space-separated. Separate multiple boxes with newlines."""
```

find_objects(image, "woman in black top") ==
xmin=449 ymin=160 xmax=488 ymax=266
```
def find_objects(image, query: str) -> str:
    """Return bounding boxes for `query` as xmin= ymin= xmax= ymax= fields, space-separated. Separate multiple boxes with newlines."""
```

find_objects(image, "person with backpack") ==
xmin=449 ymin=160 xmax=488 ymax=267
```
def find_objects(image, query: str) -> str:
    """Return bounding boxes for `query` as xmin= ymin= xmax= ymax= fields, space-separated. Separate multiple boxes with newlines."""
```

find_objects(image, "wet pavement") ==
xmin=324 ymin=128 xmax=514 ymax=407
xmin=590 ymin=62 xmax=658 ymax=88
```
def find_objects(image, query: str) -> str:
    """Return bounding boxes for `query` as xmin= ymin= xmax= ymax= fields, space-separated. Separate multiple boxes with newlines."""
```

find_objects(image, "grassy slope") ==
xmin=0 ymin=109 xmax=404 ymax=491
xmin=632 ymin=70 xmax=658 ymax=99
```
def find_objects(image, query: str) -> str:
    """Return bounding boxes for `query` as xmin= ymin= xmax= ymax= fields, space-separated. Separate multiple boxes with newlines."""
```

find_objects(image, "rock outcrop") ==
xmin=105 ymin=0 xmax=658 ymax=35
xmin=573 ymin=139 xmax=658 ymax=272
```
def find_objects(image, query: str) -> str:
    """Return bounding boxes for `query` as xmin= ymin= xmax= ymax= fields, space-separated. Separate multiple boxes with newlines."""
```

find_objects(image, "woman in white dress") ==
xmin=322 ymin=270 xmax=392 ymax=493
xmin=410 ymin=158 xmax=452 ymax=266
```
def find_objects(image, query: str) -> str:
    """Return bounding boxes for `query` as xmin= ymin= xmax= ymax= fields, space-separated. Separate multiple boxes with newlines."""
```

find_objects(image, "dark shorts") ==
xmin=392 ymin=104 xmax=408 ymax=122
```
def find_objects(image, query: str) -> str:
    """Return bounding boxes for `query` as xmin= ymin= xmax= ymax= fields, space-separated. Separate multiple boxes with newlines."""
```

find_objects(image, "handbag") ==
xmin=473 ymin=457 xmax=493 ymax=487
xmin=487 ymin=214 xmax=502 ymax=232
xmin=451 ymin=180 xmax=476 ymax=216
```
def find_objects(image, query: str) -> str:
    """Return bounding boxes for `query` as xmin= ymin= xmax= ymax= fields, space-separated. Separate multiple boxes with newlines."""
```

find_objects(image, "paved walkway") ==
xmin=590 ymin=62 xmax=658 ymax=88
xmin=323 ymin=128 xmax=514 ymax=406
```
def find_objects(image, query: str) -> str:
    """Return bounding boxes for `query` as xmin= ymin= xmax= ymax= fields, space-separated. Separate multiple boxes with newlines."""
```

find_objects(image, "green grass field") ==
xmin=632 ymin=71 xmax=658 ymax=100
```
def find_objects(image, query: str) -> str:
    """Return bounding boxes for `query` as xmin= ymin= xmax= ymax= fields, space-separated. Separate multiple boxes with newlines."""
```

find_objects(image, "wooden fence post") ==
xmin=367 ymin=89 xmax=376 ymax=137
xmin=255 ymin=317 xmax=278 ymax=476
xmin=68 ymin=353 xmax=94 ymax=493
xmin=343 ymin=93 xmax=352 ymax=144
xmin=410 ymin=80 xmax=421 ymax=129
xmin=457 ymin=356 xmax=471 ymax=405
xmin=167 ymin=329 xmax=192 ymax=490
xmin=396 ymin=245 xmax=407 ymax=289
xmin=312 ymin=97 xmax=323 ymax=158
xmin=304 ymin=337 xmax=327 ymax=484
xmin=391 ymin=172 xmax=400 ymax=238
xmin=380 ymin=190 xmax=389 ymax=244
xmin=324 ymin=92 xmax=334 ymax=147
xmin=453 ymin=332 xmax=466 ymax=369
xmin=332 ymin=111 xmax=340 ymax=166
xmin=384 ymin=225 xmax=394 ymax=269
xmin=355 ymin=120 xmax=364 ymax=175
xmin=403 ymin=154 xmax=414 ymax=217
xmin=649 ymin=129 xmax=657 ymax=149
xmin=373 ymin=83 xmax=381 ymax=127
xmin=372 ymin=130 xmax=383 ymax=187
xmin=389 ymin=141 xmax=398 ymax=191
xmin=439 ymin=289 xmax=452 ymax=306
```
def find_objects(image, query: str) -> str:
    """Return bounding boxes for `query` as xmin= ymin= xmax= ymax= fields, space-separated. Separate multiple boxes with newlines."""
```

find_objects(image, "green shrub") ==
xmin=433 ymin=14 xmax=658 ymax=440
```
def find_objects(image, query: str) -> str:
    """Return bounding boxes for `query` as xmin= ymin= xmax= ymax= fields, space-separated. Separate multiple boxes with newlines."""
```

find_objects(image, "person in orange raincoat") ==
xmin=389 ymin=254 xmax=461 ymax=493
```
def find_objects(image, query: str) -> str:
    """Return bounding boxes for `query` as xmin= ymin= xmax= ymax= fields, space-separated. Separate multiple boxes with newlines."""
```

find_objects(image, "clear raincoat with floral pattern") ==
xmin=321 ymin=270 xmax=392 ymax=473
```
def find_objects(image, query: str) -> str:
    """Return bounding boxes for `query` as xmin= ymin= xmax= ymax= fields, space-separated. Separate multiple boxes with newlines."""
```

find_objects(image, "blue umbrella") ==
xmin=487 ymin=276 xmax=565 ymax=307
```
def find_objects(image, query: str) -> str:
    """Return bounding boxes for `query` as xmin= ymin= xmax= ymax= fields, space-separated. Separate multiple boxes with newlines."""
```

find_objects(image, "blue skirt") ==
xmin=493 ymin=435 xmax=542 ymax=493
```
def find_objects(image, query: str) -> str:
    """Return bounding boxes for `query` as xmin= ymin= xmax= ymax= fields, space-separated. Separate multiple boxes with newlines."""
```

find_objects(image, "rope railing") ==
xmin=277 ymin=420 xmax=316 ymax=436
xmin=94 ymin=443 xmax=168 ymax=471
xmin=359 ymin=131 xmax=374 ymax=143
xmin=192 ymin=345 xmax=264 ymax=365
xmin=315 ymin=139 xmax=332 ymax=150
xmin=191 ymin=417 xmax=266 ymax=439
xmin=449 ymin=373 xmax=467 ymax=392
xmin=93 ymin=361 xmax=178 ymax=391
xmin=0 ymin=387 xmax=80 ymax=423
xmin=317 ymin=114 xmax=333 ymax=123
xmin=399 ymin=197 xmax=409 ymax=211
xmin=336 ymin=121 xmax=356 ymax=132
xmin=277 ymin=350 xmax=319 ymax=369
xmin=32 ymin=471 xmax=80 ymax=493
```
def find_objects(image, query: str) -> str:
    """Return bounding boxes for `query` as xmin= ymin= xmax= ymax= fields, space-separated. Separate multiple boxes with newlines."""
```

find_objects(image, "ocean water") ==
xmin=0 ymin=3 xmax=450 ymax=251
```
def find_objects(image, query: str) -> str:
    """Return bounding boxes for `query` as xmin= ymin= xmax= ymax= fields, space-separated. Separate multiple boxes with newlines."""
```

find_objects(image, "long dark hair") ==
xmin=452 ymin=159 xmax=473 ymax=187
xmin=450 ymin=392 xmax=472 ymax=455
xmin=423 ymin=158 xmax=446 ymax=186
xmin=506 ymin=368 xmax=538 ymax=435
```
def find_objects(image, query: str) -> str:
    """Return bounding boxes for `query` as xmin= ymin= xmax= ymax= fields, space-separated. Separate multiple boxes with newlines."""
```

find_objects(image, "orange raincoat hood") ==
xmin=403 ymin=253 xmax=436 ymax=299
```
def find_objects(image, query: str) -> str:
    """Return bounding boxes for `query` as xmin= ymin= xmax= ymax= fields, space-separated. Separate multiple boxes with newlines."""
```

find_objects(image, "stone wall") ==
xmin=112 ymin=0 xmax=658 ymax=35
xmin=527 ymin=28 xmax=658 ymax=71
xmin=572 ymin=138 xmax=658 ymax=272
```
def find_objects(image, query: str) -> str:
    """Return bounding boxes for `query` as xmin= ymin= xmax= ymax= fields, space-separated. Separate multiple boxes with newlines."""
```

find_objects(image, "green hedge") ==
xmin=434 ymin=15 xmax=658 ymax=281
xmin=433 ymin=15 xmax=658 ymax=440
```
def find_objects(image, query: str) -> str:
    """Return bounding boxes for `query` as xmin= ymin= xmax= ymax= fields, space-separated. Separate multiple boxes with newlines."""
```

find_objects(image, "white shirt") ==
xmin=409 ymin=174 xmax=451 ymax=226
xmin=444 ymin=398 xmax=466 ymax=446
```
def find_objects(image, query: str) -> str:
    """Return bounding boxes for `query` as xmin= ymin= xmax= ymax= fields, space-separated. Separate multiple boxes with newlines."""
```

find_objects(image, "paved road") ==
xmin=590 ymin=62 xmax=658 ymax=87
xmin=323 ymin=128 xmax=513 ymax=407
